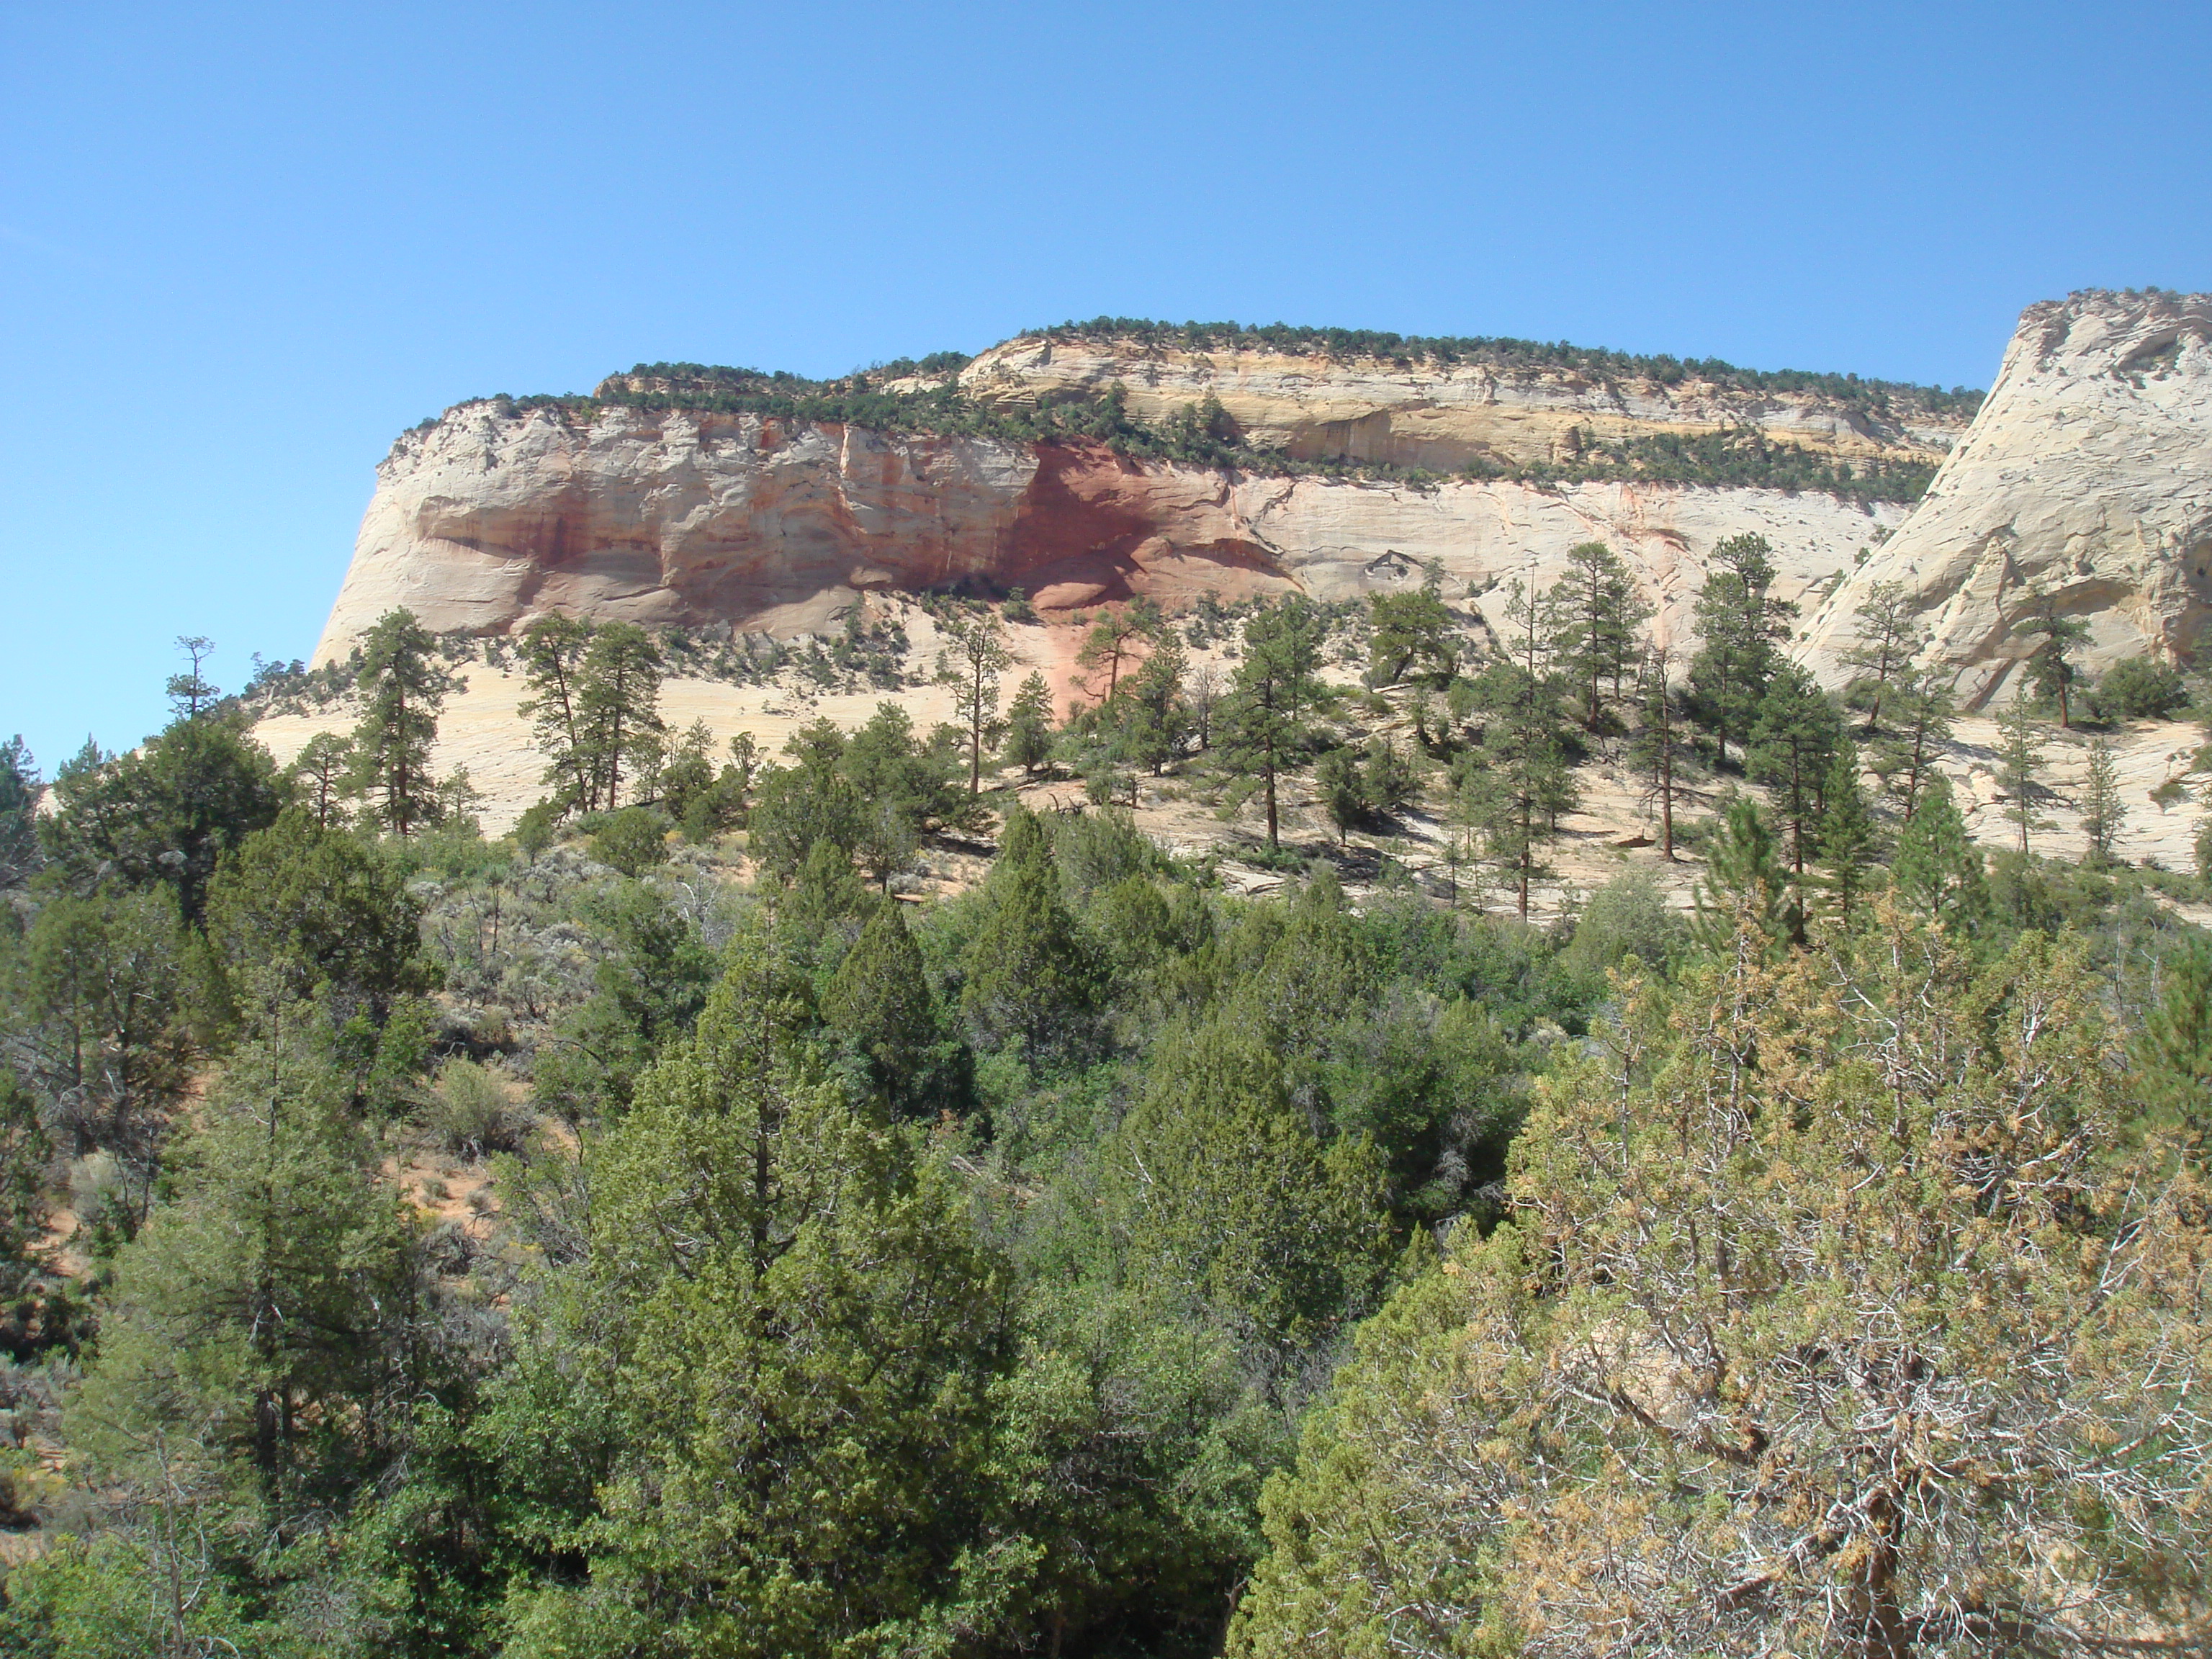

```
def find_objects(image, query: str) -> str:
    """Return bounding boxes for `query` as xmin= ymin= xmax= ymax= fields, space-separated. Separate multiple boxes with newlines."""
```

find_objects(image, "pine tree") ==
xmin=2079 ymin=737 xmax=2126 ymax=866
xmin=1748 ymin=662 xmax=1845 ymax=873
xmin=822 ymin=902 xmax=944 ymax=1114
xmin=1075 ymin=598 xmax=1161 ymax=701
xmin=1995 ymin=703 xmax=2051 ymax=855
xmin=1837 ymin=578 xmax=1925 ymax=733
xmin=68 ymin=1004 xmax=415 ymax=1517
xmin=287 ymin=731 xmax=354 ymax=829
xmin=1892 ymin=772 xmax=1986 ymax=928
xmin=1879 ymin=662 xmax=1957 ymax=819
xmin=1220 ymin=598 xmax=1323 ymax=849
xmin=1118 ymin=626 xmax=1190 ymax=775
xmin=0 ymin=734 xmax=44 ymax=889
xmin=935 ymin=613 xmax=1013 ymax=795
xmin=1693 ymin=793 xmax=1803 ymax=953
xmin=2133 ymin=942 xmax=2212 ymax=1135
xmin=1367 ymin=577 xmax=1459 ymax=688
xmin=1002 ymin=670 xmax=1056 ymax=776
xmin=1551 ymin=539 xmax=1650 ymax=727
xmin=1459 ymin=580 xmax=1575 ymax=922
xmin=492 ymin=938 xmax=1011 ymax=1654
xmin=517 ymin=613 xmax=597 ymax=812
xmin=1817 ymin=739 xmax=1879 ymax=922
xmin=1316 ymin=747 xmax=1364 ymax=848
xmin=349 ymin=608 xmax=450 ymax=835
xmin=2014 ymin=584 xmax=2092 ymax=727
xmin=164 ymin=635 xmax=219 ymax=722
xmin=1230 ymin=925 xmax=2212 ymax=1659
xmin=1687 ymin=532 xmax=1796 ymax=767
xmin=1627 ymin=649 xmax=1693 ymax=858
xmin=577 ymin=621 xmax=663 ymax=811
xmin=958 ymin=806 xmax=1104 ymax=1062
xmin=14 ymin=887 xmax=191 ymax=1226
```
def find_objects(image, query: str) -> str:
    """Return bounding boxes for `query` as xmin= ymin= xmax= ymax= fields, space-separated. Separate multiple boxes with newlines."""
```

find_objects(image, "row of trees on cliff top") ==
xmin=4 ymin=551 xmax=2212 ymax=1655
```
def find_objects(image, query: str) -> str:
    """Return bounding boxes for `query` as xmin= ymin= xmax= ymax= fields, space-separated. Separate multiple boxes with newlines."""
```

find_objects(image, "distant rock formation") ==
xmin=1802 ymin=289 xmax=2212 ymax=702
xmin=313 ymin=328 xmax=1966 ymax=667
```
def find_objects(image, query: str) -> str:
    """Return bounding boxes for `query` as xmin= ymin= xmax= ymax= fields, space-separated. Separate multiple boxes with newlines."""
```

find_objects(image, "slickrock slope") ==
xmin=1802 ymin=289 xmax=2212 ymax=701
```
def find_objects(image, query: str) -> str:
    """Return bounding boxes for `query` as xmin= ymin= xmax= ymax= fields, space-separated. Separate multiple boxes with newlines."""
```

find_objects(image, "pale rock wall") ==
xmin=1801 ymin=289 xmax=2212 ymax=703
xmin=315 ymin=396 xmax=1907 ymax=668
xmin=958 ymin=337 xmax=1967 ymax=470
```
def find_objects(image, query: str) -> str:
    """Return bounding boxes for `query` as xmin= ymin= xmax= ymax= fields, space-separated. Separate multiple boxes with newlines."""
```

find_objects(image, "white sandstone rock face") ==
xmin=315 ymin=404 xmax=1907 ymax=667
xmin=960 ymin=337 xmax=1966 ymax=472
xmin=315 ymin=405 xmax=1043 ymax=663
xmin=1801 ymin=289 xmax=2212 ymax=703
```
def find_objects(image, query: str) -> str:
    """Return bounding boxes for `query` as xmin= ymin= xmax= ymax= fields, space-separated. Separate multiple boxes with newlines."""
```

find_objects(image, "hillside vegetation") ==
xmin=4 ymin=547 xmax=2211 ymax=1658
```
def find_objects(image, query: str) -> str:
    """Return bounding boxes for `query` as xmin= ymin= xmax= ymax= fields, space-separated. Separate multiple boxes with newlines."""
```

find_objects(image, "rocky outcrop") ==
xmin=313 ymin=396 xmax=1914 ymax=666
xmin=959 ymin=336 xmax=1964 ymax=472
xmin=1801 ymin=290 xmax=2212 ymax=702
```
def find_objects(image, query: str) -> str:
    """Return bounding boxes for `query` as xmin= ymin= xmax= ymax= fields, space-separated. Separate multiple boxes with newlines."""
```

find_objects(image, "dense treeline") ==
xmin=4 ymin=553 xmax=2211 ymax=1656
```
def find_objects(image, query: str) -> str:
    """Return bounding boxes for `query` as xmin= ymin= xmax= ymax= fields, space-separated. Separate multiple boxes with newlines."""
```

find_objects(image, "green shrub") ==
xmin=588 ymin=806 xmax=672 ymax=876
xmin=423 ymin=1058 xmax=535 ymax=1160
xmin=2096 ymin=654 xmax=2188 ymax=719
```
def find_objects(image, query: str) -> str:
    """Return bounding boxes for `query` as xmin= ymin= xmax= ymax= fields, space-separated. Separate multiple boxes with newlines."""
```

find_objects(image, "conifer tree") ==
xmin=1076 ymin=598 xmax=1161 ymax=701
xmin=1230 ymin=922 xmax=2212 ymax=1659
xmin=1628 ymin=648 xmax=1693 ymax=858
xmin=1367 ymin=576 xmax=1459 ymax=688
xmin=1892 ymin=772 xmax=1986 ymax=928
xmin=2013 ymin=584 xmax=2092 ymax=727
xmin=1316 ymin=748 xmax=1364 ymax=848
xmin=2078 ymin=737 xmax=2126 ymax=866
xmin=2134 ymin=942 xmax=2212 ymax=1135
xmin=164 ymin=635 xmax=219 ymax=722
xmin=1118 ymin=625 xmax=1190 ymax=775
xmin=577 ymin=621 xmax=663 ymax=811
xmin=1748 ymin=662 xmax=1845 ymax=873
xmin=349 ymin=608 xmax=450 ymax=835
xmin=1838 ymin=577 xmax=1925 ymax=732
xmin=1460 ymin=580 xmax=1575 ymax=922
xmin=0 ymin=734 xmax=44 ymax=889
xmin=1880 ymin=662 xmax=1957 ymax=819
xmin=1221 ymin=597 xmax=1323 ymax=849
xmin=494 ymin=939 xmax=1011 ymax=1654
xmin=822 ymin=902 xmax=945 ymax=1115
xmin=1995 ymin=702 xmax=2050 ymax=855
xmin=1817 ymin=739 xmax=1878 ymax=921
xmin=1551 ymin=539 xmax=1650 ymax=727
xmin=935 ymin=612 xmax=1013 ymax=795
xmin=1687 ymin=532 xmax=1796 ymax=767
xmin=517 ymin=613 xmax=597 ymax=812
xmin=1002 ymin=670 xmax=1056 ymax=776
xmin=1693 ymin=793 xmax=1802 ymax=952
xmin=958 ymin=806 xmax=1103 ymax=1062
xmin=287 ymin=731 xmax=354 ymax=830
xmin=68 ymin=1002 xmax=415 ymax=1516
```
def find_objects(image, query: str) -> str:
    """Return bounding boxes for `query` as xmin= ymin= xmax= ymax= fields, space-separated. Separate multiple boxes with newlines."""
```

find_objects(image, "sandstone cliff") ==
xmin=1801 ymin=289 xmax=2212 ymax=700
xmin=314 ymin=328 xmax=1963 ymax=666
xmin=958 ymin=333 xmax=1964 ymax=471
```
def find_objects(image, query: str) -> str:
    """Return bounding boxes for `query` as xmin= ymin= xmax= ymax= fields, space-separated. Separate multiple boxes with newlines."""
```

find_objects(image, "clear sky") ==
xmin=4 ymin=0 xmax=2208 ymax=767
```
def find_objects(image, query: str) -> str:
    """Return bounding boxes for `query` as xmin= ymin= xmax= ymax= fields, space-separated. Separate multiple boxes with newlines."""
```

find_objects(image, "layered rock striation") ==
xmin=315 ymin=328 xmax=1964 ymax=666
xmin=1802 ymin=289 xmax=2212 ymax=701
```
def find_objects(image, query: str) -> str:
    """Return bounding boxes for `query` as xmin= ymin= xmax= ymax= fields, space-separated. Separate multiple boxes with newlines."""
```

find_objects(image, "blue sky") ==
xmin=4 ymin=0 xmax=2208 ymax=766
